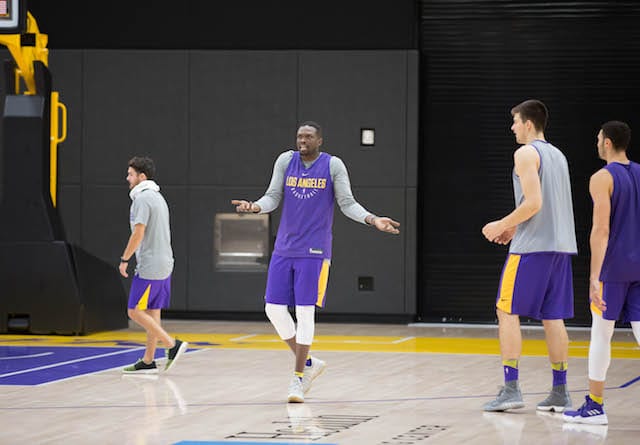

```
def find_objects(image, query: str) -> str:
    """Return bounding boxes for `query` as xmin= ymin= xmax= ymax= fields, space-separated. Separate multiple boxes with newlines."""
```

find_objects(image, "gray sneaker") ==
xmin=483 ymin=383 xmax=525 ymax=412
xmin=537 ymin=384 xmax=572 ymax=412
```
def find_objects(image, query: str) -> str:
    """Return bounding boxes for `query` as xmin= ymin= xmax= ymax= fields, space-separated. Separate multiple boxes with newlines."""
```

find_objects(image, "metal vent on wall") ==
xmin=214 ymin=213 xmax=269 ymax=271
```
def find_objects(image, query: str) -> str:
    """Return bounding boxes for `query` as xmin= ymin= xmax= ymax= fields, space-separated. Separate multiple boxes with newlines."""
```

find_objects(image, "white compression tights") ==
xmin=589 ymin=312 xmax=640 ymax=381
xmin=264 ymin=303 xmax=316 ymax=345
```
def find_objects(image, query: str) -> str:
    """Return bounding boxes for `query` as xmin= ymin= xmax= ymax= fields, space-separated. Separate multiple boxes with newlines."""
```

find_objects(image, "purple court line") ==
xmin=1 ymin=377 xmax=637 ymax=411
xmin=619 ymin=375 xmax=640 ymax=388
xmin=0 ymin=347 xmax=145 ymax=379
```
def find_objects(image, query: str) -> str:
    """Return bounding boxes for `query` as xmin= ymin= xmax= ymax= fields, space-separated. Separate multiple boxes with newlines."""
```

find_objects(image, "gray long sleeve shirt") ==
xmin=254 ymin=150 xmax=372 ymax=224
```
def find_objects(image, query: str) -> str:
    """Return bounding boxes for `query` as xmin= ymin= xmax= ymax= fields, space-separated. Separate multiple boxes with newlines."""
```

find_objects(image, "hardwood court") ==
xmin=1 ymin=320 xmax=638 ymax=444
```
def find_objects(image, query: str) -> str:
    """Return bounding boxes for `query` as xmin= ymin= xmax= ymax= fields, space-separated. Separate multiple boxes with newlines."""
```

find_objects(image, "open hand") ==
xmin=374 ymin=217 xmax=400 ymax=234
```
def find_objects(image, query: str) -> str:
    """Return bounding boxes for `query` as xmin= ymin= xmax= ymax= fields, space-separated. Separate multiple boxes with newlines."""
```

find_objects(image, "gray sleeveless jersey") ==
xmin=509 ymin=140 xmax=577 ymax=254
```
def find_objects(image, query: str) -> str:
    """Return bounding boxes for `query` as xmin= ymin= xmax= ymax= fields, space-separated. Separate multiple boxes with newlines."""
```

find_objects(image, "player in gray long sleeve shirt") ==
xmin=253 ymin=150 xmax=372 ymax=223
xmin=231 ymin=121 xmax=400 ymax=403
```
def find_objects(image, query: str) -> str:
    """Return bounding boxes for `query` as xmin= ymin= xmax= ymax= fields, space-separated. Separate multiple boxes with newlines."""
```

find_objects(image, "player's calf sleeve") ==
xmin=588 ymin=312 xmax=615 ymax=381
xmin=295 ymin=305 xmax=316 ymax=345
xmin=265 ymin=303 xmax=296 ymax=340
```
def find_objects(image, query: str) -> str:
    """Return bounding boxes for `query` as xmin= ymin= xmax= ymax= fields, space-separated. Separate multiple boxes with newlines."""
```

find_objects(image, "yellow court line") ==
xmin=0 ymin=332 xmax=638 ymax=359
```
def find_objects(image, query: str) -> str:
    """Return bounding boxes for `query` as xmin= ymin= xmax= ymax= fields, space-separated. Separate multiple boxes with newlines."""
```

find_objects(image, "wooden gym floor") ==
xmin=1 ymin=320 xmax=638 ymax=444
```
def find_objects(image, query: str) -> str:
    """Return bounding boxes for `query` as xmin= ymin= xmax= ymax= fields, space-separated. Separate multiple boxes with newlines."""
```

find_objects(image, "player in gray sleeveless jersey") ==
xmin=482 ymin=100 xmax=577 ymax=413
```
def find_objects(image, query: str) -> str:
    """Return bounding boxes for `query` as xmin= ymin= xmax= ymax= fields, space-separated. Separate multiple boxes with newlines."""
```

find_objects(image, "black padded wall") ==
xmin=0 ymin=65 xmax=127 ymax=334
xmin=418 ymin=1 xmax=640 ymax=325
xmin=27 ymin=0 xmax=418 ymax=50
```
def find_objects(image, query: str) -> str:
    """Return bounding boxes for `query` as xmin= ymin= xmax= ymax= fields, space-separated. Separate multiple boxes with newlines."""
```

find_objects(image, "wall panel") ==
xmin=418 ymin=0 xmax=640 ymax=325
xmin=189 ymin=51 xmax=297 ymax=187
xmin=83 ymin=51 xmax=189 ymax=185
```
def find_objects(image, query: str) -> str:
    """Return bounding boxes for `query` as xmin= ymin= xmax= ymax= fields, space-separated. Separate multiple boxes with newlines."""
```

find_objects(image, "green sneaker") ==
xmin=122 ymin=359 xmax=158 ymax=374
xmin=165 ymin=339 xmax=188 ymax=372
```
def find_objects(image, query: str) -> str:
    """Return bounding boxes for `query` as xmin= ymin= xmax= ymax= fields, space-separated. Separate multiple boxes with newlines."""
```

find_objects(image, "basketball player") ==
xmin=482 ymin=100 xmax=577 ymax=412
xmin=564 ymin=121 xmax=640 ymax=425
xmin=120 ymin=156 xmax=188 ymax=374
xmin=232 ymin=121 xmax=400 ymax=402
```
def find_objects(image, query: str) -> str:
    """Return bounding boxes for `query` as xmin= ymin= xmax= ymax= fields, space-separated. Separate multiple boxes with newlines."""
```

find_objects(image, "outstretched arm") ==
xmin=332 ymin=157 xmax=400 ymax=234
xmin=365 ymin=214 xmax=401 ymax=234
xmin=232 ymin=150 xmax=292 ymax=213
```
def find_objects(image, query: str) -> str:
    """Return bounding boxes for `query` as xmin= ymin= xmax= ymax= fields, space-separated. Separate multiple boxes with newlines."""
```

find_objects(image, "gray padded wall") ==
xmin=187 ymin=51 xmax=297 ymax=311
xmin=298 ymin=51 xmax=418 ymax=315
xmin=45 ymin=49 xmax=418 ymax=318
xmin=83 ymin=51 xmax=189 ymax=309
xmin=49 ymin=51 xmax=83 ymax=246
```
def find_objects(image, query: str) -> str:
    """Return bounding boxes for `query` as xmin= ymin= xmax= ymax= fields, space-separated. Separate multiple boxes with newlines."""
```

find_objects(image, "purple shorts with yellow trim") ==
xmin=265 ymin=254 xmax=330 ymax=307
xmin=592 ymin=281 xmax=640 ymax=322
xmin=496 ymin=252 xmax=573 ymax=320
xmin=128 ymin=274 xmax=172 ymax=310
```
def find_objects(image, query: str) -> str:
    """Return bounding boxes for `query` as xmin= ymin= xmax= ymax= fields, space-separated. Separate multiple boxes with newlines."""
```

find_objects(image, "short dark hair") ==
xmin=511 ymin=99 xmax=548 ymax=132
xmin=128 ymin=156 xmax=156 ymax=179
xmin=299 ymin=121 xmax=322 ymax=137
xmin=601 ymin=120 xmax=631 ymax=152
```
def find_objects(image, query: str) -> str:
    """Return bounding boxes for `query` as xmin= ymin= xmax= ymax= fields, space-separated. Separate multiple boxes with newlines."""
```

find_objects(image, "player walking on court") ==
xmin=564 ymin=121 xmax=640 ymax=425
xmin=232 ymin=121 xmax=400 ymax=402
xmin=120 ymin=156 xmax=188 ymax=374
xmin=482 ymin=100 xmax=577 ymax=412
